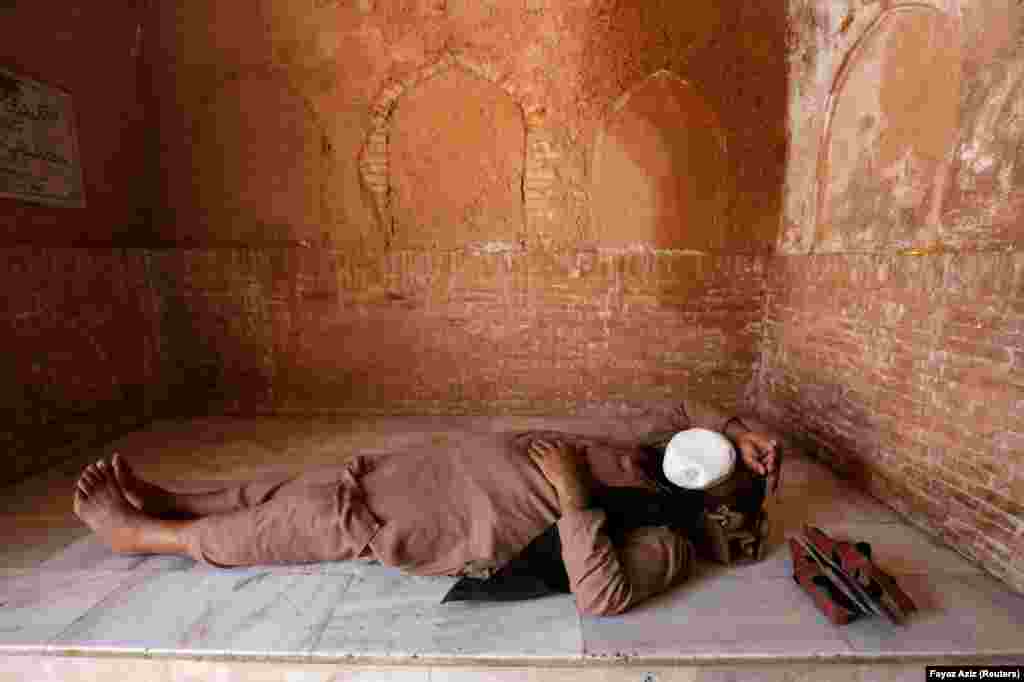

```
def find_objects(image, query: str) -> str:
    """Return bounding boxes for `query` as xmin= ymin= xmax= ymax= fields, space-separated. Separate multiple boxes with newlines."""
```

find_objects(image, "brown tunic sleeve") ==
xmin=556 ymin=507 xmax=695 ymax=616
xmin=638 ymin=398 xmax=746 ymax=449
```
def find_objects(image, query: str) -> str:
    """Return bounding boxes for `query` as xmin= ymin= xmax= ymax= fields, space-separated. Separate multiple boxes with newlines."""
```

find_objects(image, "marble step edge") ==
xmin=1 ymin=645 xmax=1021 ymax=667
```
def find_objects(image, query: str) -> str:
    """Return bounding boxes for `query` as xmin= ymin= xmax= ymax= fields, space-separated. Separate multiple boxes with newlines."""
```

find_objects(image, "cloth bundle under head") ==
xmin=662 ymin=428 xmax=736 ymax=490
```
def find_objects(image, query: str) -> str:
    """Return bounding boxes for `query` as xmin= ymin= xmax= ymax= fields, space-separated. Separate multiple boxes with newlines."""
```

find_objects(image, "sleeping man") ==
xmin=73 ymin=401 xmax=778 ymax=616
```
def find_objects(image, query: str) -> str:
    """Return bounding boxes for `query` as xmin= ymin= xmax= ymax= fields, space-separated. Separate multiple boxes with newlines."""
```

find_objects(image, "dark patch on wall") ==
xmin=0 ymin=1 xmax=163 ymax=487
xmin=0 ymin=249 xmax=163 ymax=487
xmin=0 ymin=0 xmax=152 ymax=246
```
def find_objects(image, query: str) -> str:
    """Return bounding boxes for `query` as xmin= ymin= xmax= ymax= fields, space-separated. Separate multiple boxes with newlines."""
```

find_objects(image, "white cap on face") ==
xmin=662 ymin=428 xmax=736 ymax=490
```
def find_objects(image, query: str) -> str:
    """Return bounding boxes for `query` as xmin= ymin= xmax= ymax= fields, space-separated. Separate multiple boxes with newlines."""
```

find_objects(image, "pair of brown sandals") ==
xmin=790 ymin=524 xmax=917 ymax=625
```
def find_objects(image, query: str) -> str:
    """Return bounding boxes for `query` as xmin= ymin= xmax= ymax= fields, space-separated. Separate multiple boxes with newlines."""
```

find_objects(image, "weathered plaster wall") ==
xmin=0 ymin=1 xmax=165 ymax=486
xmin=145 ymin=1 xmax=788 ymax=416
xmin=762 ymin=0 xmax=1024 ymax=591
xmin=0 ymin=0 xmax=152 ymax=246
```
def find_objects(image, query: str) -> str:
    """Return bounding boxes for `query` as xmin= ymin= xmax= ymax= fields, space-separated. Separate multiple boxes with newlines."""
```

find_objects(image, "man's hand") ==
xmin=669 ymin=402 xmax=691 ymax=430
xmin=527 ymin=439 xmax=592 ymax=511
xmin=735 ymin=431 xmax=780 ymax=491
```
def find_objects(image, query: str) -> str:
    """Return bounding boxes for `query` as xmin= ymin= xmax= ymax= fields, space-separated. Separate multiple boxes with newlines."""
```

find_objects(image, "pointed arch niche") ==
xmin=591 ymin=72 xmax=729 ymax=251
xmin=359 ymin=56 xmax=528 ymax=251
xmin=816 ymin=5 xmax=961 ymax=252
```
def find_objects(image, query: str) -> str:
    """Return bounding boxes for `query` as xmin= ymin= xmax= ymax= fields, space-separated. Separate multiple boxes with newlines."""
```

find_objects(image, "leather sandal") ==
xmin=789 ymin=538 xmax=862 ymax=625
xmin=804 ymin=525 xmax=916 ymax=622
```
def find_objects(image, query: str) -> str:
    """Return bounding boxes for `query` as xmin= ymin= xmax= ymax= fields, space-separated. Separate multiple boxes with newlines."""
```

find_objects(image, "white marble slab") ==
xmin=430 ymin=667 xmax=704 ymax=682
xmin=0 ymin=570 xmax=144 ymax=645
xmin=162 ymin=660 xmax=430 ymax=681
xmin=54 ymin=566 xmax=354 ymax=653
xmin=0 ymin=655 xmax=168 ymax=682
xmin=580 ymin=574 xmax=855 ymax=659
xmin=314 ymin=564 xmax=583 ymax=659
xmin=39 ymin=536 xmax=196 ymax=573
xmin=0 ymin=656 xmax=431 ymax=681
xmin=842 ymin=573 xmax=1024 ymax=655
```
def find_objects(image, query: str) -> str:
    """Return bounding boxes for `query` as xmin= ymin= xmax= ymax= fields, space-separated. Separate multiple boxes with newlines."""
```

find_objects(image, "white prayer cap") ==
xmin=662 ymin=428 xmax=736 ymax=490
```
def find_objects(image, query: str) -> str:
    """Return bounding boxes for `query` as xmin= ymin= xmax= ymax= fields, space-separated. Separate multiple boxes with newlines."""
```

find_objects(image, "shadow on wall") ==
xmin=590 ymin=72 xmax=730 ymax=252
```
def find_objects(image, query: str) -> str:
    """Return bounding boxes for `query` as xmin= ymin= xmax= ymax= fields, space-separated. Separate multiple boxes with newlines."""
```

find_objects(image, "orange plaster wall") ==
xmin=143 ymin=1 xmax=789 ymax=418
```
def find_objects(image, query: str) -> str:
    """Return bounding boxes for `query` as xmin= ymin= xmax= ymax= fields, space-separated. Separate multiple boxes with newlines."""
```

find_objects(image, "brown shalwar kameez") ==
xmin=180 ymin=404 xmax=735 ymax=615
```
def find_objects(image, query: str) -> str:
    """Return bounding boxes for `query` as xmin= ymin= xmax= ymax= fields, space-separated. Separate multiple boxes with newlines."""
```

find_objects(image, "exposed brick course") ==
xmin=759 ymin=252 xmax=1024 ymax=593
xmin=154 ymin=249 xmax=765 ymax=418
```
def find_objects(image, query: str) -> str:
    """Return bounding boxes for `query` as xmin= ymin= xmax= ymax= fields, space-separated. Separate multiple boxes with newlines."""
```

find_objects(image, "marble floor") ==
xmin=0 ymin=416 xmax=1022 ymax=682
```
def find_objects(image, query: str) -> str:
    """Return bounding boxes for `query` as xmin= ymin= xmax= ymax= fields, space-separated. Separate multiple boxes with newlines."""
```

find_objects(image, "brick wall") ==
xmin=759 ymin=253 xmax=1024 ymax=590
xmin=0 ymin=1 xmax=164 ymax=486
xmin=153 ymin=249 xmax=765 ymax=417
xmin=763 ymin=0 xmax=1024 ymax=592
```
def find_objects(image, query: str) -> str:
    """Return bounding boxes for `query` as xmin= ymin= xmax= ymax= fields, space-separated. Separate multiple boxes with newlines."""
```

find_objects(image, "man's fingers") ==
xmin=530 ymin=440 xmax=550 ymax=454
xmin=741 ymin=443 xmax=767 ymax=475
xmin=528 ymin=440 xmax=560 ymax=467
xmin=740 ymin=432 xmax=780 ymax=476
xmin=532 ymin=440 xmax=560 ymax=456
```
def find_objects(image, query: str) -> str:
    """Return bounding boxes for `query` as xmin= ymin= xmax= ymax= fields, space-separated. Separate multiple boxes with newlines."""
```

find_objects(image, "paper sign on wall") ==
xmin=0 ymin=67 xmax=85 ymax=208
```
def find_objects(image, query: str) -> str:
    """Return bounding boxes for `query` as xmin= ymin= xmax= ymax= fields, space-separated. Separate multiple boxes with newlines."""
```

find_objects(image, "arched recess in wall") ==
xmin=590 ymin=71 xmax=729 ymax=251
xmin=815 ymin=5 xmax=961 ymax=252
xmin=177 ymin=71 xmax=324 ymax=244
xmin=359 ymin=55 xmax=528 ymax=251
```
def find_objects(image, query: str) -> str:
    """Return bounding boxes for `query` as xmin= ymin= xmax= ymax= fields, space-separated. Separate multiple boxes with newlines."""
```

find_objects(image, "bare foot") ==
xmin=111 ymin=453 xmax=174 ymax=517
xmin=73 ymin=459 xmax=155 ymax=554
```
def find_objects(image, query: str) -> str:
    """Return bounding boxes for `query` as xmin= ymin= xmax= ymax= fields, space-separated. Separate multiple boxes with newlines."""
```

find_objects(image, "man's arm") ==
xmin=556 ymin=506 xmax=694 ymax=616
xmin=636 ymin=399 xmax=731 ymax=449
xmin=639 ymin=400 xmax=780 ymax=489
xmin=526 ymin=440 xmax=694 ymax=616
